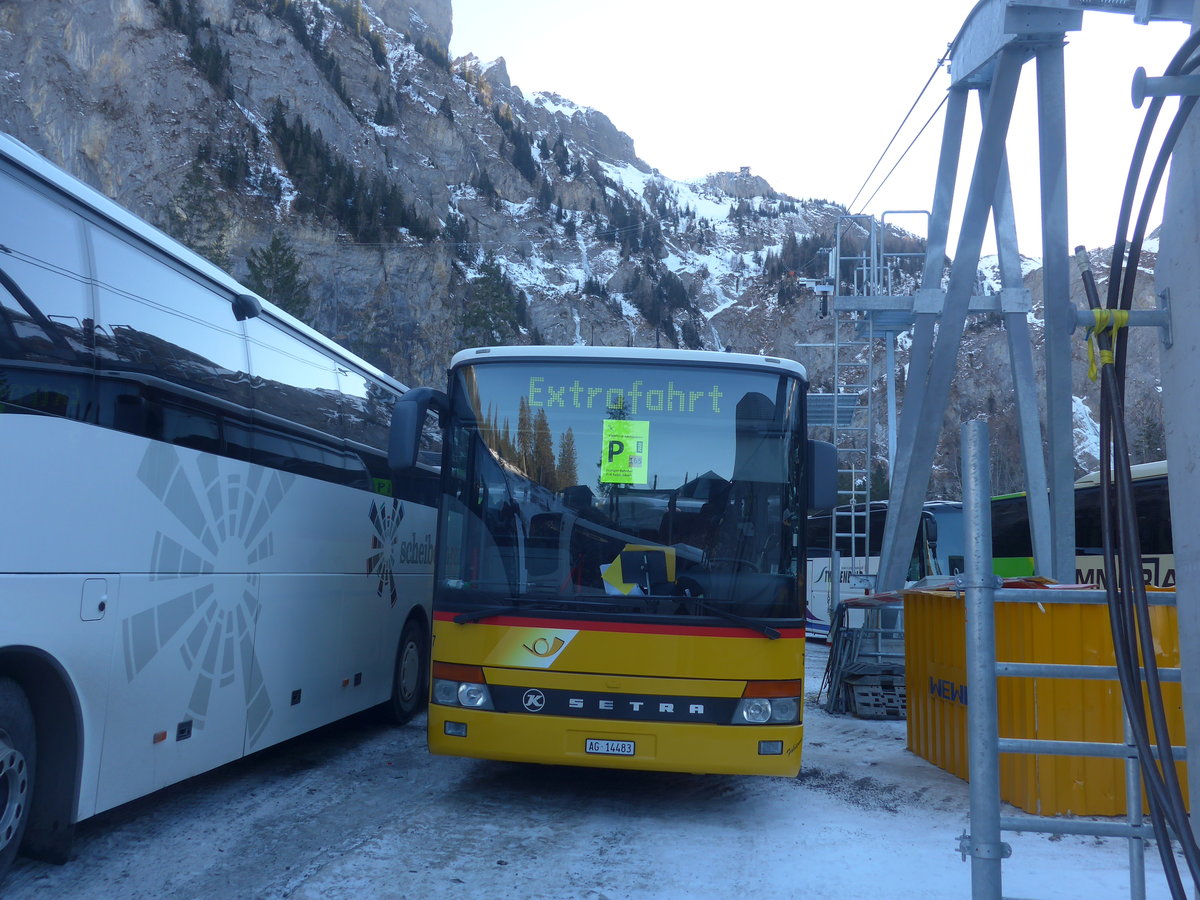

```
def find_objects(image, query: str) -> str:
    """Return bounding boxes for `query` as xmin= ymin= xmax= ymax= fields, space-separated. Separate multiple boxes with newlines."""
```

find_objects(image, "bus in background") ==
xmin=389 ymin=346 xmax=836 ymax=776
xmin=803 ymin=501 xmax=955 ymax=640
xmin=0 ymin=133 xmax=436 ymax=882
xmin=991 ymin=460 xmax=1173 ymax=587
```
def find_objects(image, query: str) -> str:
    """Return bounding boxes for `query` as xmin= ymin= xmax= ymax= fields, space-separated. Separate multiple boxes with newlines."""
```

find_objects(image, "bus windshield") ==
xmin=437 ymin=358 xmax=806 ymax=625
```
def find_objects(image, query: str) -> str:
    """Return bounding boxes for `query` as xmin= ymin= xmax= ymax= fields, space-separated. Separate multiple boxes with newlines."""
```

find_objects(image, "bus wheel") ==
xmin=0 ymin=678 xmax=35 ymax=883
xmin=387 ymin=618 xmax=428 ymax=725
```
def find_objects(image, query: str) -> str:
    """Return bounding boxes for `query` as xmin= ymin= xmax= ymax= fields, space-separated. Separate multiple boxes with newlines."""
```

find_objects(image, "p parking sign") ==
xmin=600 ymin=420 xmax=649 ymax=484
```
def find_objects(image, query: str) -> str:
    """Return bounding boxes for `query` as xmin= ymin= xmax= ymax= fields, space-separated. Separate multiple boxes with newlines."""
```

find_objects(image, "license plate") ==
xmin=585 ymin=738 xmax=635 ymax=756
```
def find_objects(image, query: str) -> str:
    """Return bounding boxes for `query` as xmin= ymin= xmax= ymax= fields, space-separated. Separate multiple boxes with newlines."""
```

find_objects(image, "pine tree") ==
xmin=165 ymin=157 xmax=232 ymax=271
xmin=552 ymin=135 xmax=570 ymax=174
xmin=458 ymin=253 xmax=527 ymax=345
xmin=517 ymin=398 xmax=533 ymax=474
xmin=245 ymin=233 xmax=312 ymax=319
xmin=557 ymin=428 xmax=578 ymax=489
xmin=511 ymin=128 xmax=537 ymax=183
xmin=532 ymin=409 xmax=557 ymax=487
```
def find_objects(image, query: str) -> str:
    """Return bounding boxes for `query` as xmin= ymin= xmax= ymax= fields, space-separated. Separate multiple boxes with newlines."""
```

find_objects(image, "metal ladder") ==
xmin=830 ymin=214 xmax=879 ymax=580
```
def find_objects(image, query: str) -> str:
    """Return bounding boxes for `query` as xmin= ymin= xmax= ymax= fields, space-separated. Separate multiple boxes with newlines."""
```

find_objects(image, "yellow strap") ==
xmin=1086 ymin=309 xmax=1130 ymax=381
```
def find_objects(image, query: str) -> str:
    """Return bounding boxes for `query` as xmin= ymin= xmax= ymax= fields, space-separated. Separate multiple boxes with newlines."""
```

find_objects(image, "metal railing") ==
xmin=959 ymin=419 xmax=1186 ymax=900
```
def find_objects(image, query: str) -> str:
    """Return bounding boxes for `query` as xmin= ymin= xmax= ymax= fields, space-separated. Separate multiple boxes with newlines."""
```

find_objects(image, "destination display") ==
xmin=526 ymin=375 xmax=725 ymax=415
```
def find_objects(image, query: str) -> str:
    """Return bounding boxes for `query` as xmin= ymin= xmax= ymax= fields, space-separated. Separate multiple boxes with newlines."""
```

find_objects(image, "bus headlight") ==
xmin=768 ymin=697 xmax=800 ymax=724
xmin=734 ymin=698 xmax=772 ymax=724
xmin=432 ymin=663 xmax=494 ymax=710
xmin=458 ymin=682 xmax=493 ymax=708
xmin=432 ymin=679 xmax=460 ymax=705
xmin=733 ymin=681 xmax=802 ymax=725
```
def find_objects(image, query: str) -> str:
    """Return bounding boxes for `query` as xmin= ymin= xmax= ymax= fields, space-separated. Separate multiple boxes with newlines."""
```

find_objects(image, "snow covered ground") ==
xmin=4 ymin=643 xmax=1183 ymax=899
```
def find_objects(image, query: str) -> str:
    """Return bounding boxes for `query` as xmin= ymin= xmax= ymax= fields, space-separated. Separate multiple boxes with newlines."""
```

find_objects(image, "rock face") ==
xmin=0 ymin=0 xmax=1164 ymax=495
xmin=375 ymin=0 xmax=452 ymax=50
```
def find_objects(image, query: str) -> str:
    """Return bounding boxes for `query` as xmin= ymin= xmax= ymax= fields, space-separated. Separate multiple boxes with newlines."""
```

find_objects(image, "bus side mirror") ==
xmin=807 ymin=439 xmax=837 ymax=510
xmin=389 ymin=387 xmax=448 ymax=472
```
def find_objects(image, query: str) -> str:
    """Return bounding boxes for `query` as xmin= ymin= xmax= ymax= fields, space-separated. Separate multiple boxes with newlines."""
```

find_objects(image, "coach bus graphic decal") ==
xmin=122 ymin=443 xmax=289 ymax=747
xmin=368 ymin=500 xmax=404 ymax=607
xmin=368 ymin=501 xmax=435 ymax=606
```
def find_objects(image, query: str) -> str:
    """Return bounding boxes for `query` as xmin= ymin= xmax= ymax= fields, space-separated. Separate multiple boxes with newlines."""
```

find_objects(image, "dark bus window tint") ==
xmin=1074 ymin=485 xmax=1103 ymax=554
xmin=244 ymin=318 xmax=341 ymax=437
xmin=98 ymin=381 xmax=154 ymax=437
xmin=223 ymin=419 xmax=256 ymax=465
xmin=161 ymin=402 xmax=220 ymax=453
xmin=89 ymin=228 xmax=250 ymax=409
xmin=1135 ymin=477 xmax=1172 ymax=556
xmin=339 ymin=368 xmax=397 ymax=451
xmin=248 ymin=422 xmax=365 ymax=486
xmin=394 ymin=466 xmax=440 ymax=506
xmin=869 ymin=509 xmax=886 ymax=557
xmin=96 ymin=379 xmax=219 ymax=453
xmin=0 ymin=367 xmax=92 ymax=419
xmin=992 ymin=495 xmax=1033 ymax=559
xmin=806 ymin=516 xmax=831 ymax=555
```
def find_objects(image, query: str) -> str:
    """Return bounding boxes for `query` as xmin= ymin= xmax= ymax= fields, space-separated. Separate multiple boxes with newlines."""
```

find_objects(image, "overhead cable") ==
xmin=855 ymin=92 xmax=950 ymax=215
xmin=847 ymin=48 xmax=951 ymax=213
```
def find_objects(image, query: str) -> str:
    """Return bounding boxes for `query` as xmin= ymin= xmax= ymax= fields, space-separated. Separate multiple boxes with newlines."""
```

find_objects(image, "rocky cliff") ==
xmin=0 ymin=0 xmax=1164 ymax=495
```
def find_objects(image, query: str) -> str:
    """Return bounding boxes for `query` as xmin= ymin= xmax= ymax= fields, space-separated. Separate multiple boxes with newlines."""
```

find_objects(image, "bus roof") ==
xmin=1074 ymin=459 xmax=1168 ymax=487
xmin=0 ymin=131 xmax=407 ymax=393
xmin=450 ymin=345 xmax=808 ymax=380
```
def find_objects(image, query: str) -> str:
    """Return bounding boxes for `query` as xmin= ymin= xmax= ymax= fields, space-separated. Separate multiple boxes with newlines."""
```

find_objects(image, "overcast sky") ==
xmin=449 ymin=0 xmax=1191 ymax=257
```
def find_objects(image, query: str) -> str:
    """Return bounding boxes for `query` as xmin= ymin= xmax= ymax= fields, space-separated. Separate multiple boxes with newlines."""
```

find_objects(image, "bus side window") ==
xmin=0 ymin=177 xmax=94 ymax=420
xmin=805 ymin=516 xmax=831 ymax=555
xmin=90 ymin=227 xmax=250 ymax=408
xmin=907 ymin=551 xmax=922 ymax=582
xmin=160 ymin=401 xmax=220 ymax=453
xmin=338 ymin=367 xmax=412 ymax=496
xmin=1074 ymin=485 xmax=1103 ymax=554
xmin=992 ymin=496 xmax=1033 ymax=559
xmin=245 ymin=318 xmax=341 ymax=438
xmin=1137 ymin=478 xmax=1172 ymax=557
xmin=393 ymin=467 xmax=439 ymax=506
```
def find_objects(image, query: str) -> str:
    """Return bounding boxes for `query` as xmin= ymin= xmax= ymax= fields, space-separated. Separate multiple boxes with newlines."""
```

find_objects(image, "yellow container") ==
xmin=904 ymin=587 xmax=1187 ymax=816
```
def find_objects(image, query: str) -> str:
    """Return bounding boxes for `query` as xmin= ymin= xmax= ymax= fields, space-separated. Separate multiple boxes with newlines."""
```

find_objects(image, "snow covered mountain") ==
xmin=0 ymin=0 xmax=1163 ymax=493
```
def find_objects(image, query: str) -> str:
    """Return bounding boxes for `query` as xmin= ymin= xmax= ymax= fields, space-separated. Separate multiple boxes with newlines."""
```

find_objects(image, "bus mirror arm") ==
xmin=807 ymin=439 xmax=837 ymax=510
xmin=389 ymin=387 xmax=448 ymax=472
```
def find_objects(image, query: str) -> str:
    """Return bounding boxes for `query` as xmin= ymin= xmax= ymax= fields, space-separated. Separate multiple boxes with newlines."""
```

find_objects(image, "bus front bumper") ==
xmin=427 ymin=705 xmax=803 ymax=777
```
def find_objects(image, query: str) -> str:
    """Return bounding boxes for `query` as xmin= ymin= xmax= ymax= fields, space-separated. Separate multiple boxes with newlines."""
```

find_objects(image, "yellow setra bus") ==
xmin=389 ymin=346 xmax=835 ymax=776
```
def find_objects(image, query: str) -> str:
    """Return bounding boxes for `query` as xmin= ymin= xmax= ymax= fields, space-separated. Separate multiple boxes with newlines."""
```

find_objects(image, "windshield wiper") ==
xmin=454 ymin=594 xmax=628 ymax=623
xmin=685 ymin=597 xmax=781 ymax=640
xmin=453 ymin=602 xmax=532 ymax=624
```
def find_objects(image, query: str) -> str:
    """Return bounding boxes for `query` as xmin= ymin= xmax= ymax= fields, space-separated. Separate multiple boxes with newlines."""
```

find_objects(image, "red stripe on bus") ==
xmin=432 ymin=610 xmax=805 ymax=639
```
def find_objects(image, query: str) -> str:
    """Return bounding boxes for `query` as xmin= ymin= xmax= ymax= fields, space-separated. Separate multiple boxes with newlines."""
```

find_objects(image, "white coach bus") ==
xmin=0 ymin=132 xmax=436 ymax=881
